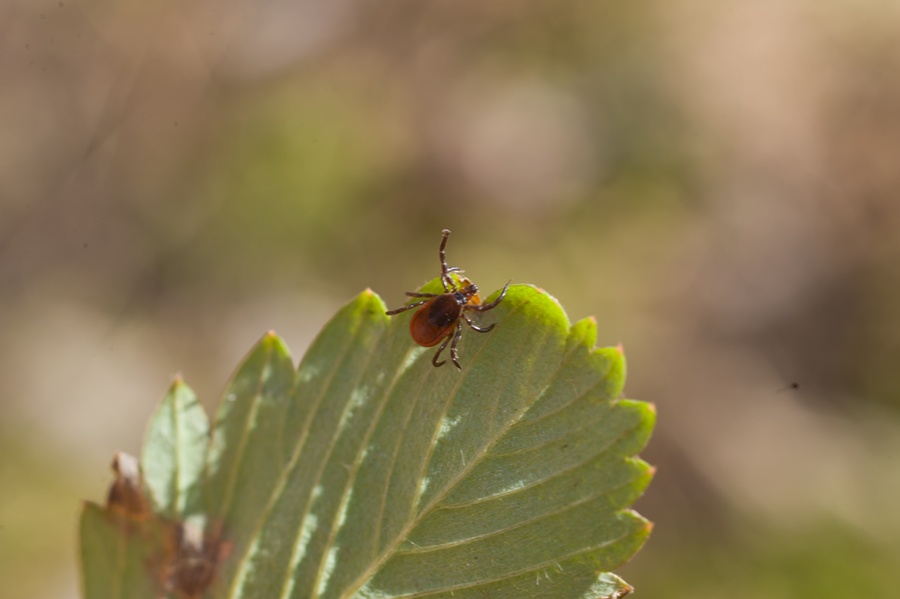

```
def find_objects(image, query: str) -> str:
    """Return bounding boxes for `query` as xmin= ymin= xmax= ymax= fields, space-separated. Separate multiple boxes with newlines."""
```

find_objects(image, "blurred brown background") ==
xmin=2 ymin=0 xmax=900 ymax=597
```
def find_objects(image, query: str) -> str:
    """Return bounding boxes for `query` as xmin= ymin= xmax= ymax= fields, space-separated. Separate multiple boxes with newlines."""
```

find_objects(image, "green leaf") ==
xmin=142 ymin=378 xmax=209 ymax=521
xmin=79 ymin=283 xmax=654 ymax=599
xmin=79 ymin=503 xmax=162 ymax=599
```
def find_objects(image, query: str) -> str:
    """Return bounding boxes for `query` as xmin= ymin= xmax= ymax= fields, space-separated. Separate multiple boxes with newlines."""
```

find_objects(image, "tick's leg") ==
xmin=438 ymin=229 xmax=464 ymax=292
xmin=442 ymin=271 xmax=467 ymax=293
xmin=441 ymin=267 xmax=465 ymax=291
xmin=472 ymin=280 xmax=511 ymax=311
xmin=405 ymin=292 xmax=438 ymax=298
xmin=463 ymin=313 xmax=495 ymax=333
xmin=439 ymin=229 xmax=453 ymax=291
xmin=439 ymin=229 xmax=451 ymax=273
xmin=386 ymin=298 xmax=430 ymax=315
xmin=432 ymin=333 xmax=452 ymax=367
xmin=449 ymin=322 xmax=463 ymax=370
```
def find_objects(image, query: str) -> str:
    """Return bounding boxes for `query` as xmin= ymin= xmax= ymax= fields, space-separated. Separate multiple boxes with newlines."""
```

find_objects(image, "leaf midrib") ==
xmin=341 ymin=294 xmax=580 ymax=597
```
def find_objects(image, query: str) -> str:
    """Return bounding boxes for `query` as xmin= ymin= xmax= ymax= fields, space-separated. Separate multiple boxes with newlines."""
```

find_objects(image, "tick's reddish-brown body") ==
xmin=386 ymin=229 xmax=510 ymax=370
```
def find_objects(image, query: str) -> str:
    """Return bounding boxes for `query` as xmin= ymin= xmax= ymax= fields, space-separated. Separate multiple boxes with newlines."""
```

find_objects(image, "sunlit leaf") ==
xmin=142 ymin=378 xmax=209 ymax=521
xmin=79 ymin=283 xmax=654 ymax=599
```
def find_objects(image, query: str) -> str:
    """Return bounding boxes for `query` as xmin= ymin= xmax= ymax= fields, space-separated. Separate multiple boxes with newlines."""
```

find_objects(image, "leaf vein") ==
xmin=309 ymin=330 xmax=402 ymax=598
xmin=398 ymin=468 xmax=645 ymax=554
xmin=217 ymin=341 xmax=274 ymax=525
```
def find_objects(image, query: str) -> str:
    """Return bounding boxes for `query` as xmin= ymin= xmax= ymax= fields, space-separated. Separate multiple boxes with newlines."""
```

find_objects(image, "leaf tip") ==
xmin=526 ymin=284 xmax=561 ymax=304
xmin=570 ymin=316 xmax=599 ymax=349
xmin=258 ymin=330 xmax=292 ymax=357
xmin=167 ymin=374 xmax=191 ymax=396
xmin=354 ymin=287 xmax=388 ymax=316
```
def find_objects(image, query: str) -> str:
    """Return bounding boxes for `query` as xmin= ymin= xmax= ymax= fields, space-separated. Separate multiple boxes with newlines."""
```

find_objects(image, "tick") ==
xmin=386 ymin=229 xmax=510 ymax=370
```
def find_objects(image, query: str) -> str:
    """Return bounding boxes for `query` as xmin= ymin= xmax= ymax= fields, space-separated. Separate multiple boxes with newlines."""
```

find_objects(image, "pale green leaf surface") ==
xmin=206 ymin=283 xmax=653 ymax=599
xmin=79 ymin=282 xmax=653 ymax=599
xmin=142 ymin=378 xmax=209 ymax=520
xmin=204 ymin=332 xmax=296 ymax=541
xmin=79 ymin=503 xmax=160 ymax=599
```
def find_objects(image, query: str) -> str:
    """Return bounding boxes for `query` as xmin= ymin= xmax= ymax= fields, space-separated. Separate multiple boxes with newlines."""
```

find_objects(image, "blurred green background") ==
xmin=2 ymin=0 xmax=900 ymax=597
